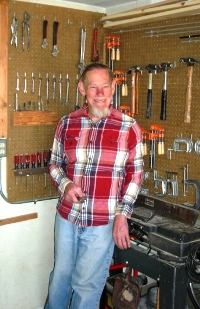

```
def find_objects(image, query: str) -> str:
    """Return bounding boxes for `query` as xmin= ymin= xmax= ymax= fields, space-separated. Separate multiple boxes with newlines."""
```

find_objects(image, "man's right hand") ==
xmin=64 ymin=183 xmax=85 ymax=203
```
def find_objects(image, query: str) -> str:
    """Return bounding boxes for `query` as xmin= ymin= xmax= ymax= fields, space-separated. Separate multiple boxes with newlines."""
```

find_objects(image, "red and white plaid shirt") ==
xmin=49 ymin=104 xmax=144 ymax=226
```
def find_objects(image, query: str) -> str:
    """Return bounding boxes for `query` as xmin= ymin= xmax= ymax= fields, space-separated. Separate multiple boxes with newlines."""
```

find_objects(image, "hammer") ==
xmin=160 ymin=62 xmax=176 ymax=120
xmin=180 ymin=57 xmax=200 ymax=123
xmin=127 ymin=66 xmax=142 ymax=116
xmin=145 ymin=64 xmax=161 ymax=118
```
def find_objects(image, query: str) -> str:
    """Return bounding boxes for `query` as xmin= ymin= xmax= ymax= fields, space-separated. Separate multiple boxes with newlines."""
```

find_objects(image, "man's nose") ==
xmin=96 ymin=87 xmax=104 ymax=95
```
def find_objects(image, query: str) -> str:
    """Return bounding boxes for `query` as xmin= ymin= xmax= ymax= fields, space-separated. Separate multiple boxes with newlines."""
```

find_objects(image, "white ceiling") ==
xmin=17 ymin=0 xmax=158 ymax=15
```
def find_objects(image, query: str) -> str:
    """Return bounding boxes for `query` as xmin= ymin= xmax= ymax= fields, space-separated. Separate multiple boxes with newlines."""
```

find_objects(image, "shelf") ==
xmin=13 ymin=110 xmax=59 ymax=126
xmin=14 ymin=167 xmax=48 ymax=177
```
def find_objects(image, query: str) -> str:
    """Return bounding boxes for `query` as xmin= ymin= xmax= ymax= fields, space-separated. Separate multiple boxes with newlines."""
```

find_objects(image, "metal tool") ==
xmin=38 ymin=73 xmax=42 ymax=99
xmin=51 ymin=21 xmax=59 ymax=57
xmin=52 ymin=74 xmax=56 ymax=102
xmin=59 ymin=73 xmax=63 ymax=103
xmin=145 ymin=64 xmax=160 ymax=118
xmin=24 ymin=72 xmax=27 ymax=93
xmin=75 ymin=74 xmax=80 ymax=110
xmin=194 ymin=140 xmax=200 ymax=154
xmin=65 ymin=74 xmax=70 ymax=106
xmin=16 ymin=72 xmax=19 ymax=91
xmin=149 ymin=125 xmax=164 ymax=168
xmin=45 ymin=73 xmax=49 ymax=103
xmin=22 ymin=11 xmax=30 ymax=51
xmin=127 ymin=66 xmax=142 ymax=116
xmin=10 ymin=12 xmax=18 ymax=47
xmin=184 ymin=179 xmax=200 ymax=209
xmin=180 ymin=57 xmax=200 ymax=123
xmin=41 ymin=19 xmax=48 ymax=49
xmin=31 ymin=72 xmax=35 ymax=94
xmin=160 ymin=61 xmax=176 ymax=120
xmin=91 ymin=25 xmax=99 ymax=62
xmin=173 ymin=135 xmax=193 ymax=152
xmin=78 ymin=26 xmax=86 ymax=75
xmin=153 ymin=170 xmax=167 ymax=197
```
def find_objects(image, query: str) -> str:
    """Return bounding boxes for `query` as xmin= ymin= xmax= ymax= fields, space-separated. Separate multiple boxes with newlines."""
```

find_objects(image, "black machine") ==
xmin=114 ymin=194 xmax=200 ymax=309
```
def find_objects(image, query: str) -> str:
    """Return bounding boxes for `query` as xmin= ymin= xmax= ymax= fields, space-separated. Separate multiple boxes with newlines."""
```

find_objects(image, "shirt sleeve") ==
xmin=49 ymin=118 xmax=72 ymax=196
xmin=115 ymin=120 xmax=144 ymax=217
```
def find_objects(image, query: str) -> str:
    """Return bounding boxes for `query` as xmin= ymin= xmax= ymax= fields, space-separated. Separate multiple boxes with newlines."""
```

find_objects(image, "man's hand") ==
xmin=64 ymin=183 xmax=85 ymax=203
xmin=112 ymin=215 xmax=130 ymax=250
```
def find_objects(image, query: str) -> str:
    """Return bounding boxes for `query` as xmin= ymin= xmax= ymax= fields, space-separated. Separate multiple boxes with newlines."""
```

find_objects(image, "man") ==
xmin=44 ymin=63 xmax=144 ymax=309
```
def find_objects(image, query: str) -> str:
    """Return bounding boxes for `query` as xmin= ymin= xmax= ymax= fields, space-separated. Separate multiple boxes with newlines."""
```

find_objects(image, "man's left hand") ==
xmin=112 ymin=215 xmax=130 ymax=250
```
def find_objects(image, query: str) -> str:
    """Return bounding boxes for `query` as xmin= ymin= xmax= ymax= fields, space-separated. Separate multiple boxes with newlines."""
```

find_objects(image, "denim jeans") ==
xmin=44 ymin=212 xmax=114 ymax=309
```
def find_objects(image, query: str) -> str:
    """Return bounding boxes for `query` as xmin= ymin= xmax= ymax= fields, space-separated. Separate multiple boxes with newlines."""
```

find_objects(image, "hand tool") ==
xmin=113 ymin=70 xmax=122 ymax=109
xmin=184 ymin=179 xmax=200 ymax=209
xmin=91 ymin=25 xmax=99 ymax=62
xmin=45 ymin=73 xmax=49 ymax=103
xmin=52 ymin=74 xmax=56 ymax=102
xmin=38 ymin=73 xmax=42 ymax=99
xmin=14 ymin=154 xmax=19 ymax=169
xmin=59 ymin=73 xmax=63 ymax=103
xmin=24 ymin=72 xmax=27 ymax=93
xmin=16 ymin=72 xmax=19 ymax=91
xmin=65 ymin=74 xmax=70 ymax=106
xmin=153 ymin=170 xmax=167 ymax=197
xmin=173 ymin=135 xmax=193 ymax=152
xmin=75 ymin=75 xmax=80 ymax=110
xmin=121 ymin=73 xmax=128 ymax=97
xmin=194 ymin=140 xmax=200 ymax=154
xmin=106 ymin=35 xmax=112 ymax=70
xmin=51 ymin=21 xmax=59 ymax=57
xmin=15 ymin=93 xmax=19 ymax=111
xmin=149 ymin=124 xmax=164 ymax=168
xmin=41 ymin=18 xmax=48 ymax=49
xmin=160 ymin=61 xmax=176 ymax=120
xmin=25 ymin=154 xmax=30 ymax=168
xmin=31 ymin=72 xmax=35 ymax=94
xmin=78 ymin=26 xmax=86 ymax=75
xmin=179 ymin=57 xmax=200 ymax=123
xmin=141 ymin=128 xmax=148 ymax=156
xmin=127 ymin=66 xmax=142 ymax=116
xmin=22 ymin=11 xmax=30 ymax=51
xmin=10 ymin=12 xmax=18 ymax=47
xmin=145 ymin=64 xmax=160 ymax=118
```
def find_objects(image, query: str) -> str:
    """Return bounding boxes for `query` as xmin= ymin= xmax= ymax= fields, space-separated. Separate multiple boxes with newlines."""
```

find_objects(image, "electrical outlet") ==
xmin=0 ymin=138 xmax=7 ymax=157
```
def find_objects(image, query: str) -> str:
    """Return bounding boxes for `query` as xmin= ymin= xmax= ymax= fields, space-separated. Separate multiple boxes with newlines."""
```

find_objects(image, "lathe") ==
xmin=114 ymin=194 xmax=200 ymax=309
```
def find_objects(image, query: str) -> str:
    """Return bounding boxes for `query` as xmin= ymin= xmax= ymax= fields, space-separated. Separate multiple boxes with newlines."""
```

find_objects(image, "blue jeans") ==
xmin=44 ymin=212 xmax=114 ymax=309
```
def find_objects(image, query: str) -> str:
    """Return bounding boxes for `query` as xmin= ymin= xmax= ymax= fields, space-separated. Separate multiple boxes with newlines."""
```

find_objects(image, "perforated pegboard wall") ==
xmin=105 ymin=15 xmax=200 ymax=207
xmin=6 ymin=1 xmax=200 ymax=206
xmin=7 ymin=0 xmax=104 ymax=202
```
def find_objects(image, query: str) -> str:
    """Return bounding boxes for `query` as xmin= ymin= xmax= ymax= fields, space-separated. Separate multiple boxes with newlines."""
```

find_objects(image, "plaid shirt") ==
xmin=49 ymin=104 xmax=144 ymax=226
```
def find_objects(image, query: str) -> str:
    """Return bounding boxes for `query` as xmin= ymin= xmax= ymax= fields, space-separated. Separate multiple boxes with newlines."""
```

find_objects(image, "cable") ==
xmin=186 ymin=243 xmax=200 ymax=283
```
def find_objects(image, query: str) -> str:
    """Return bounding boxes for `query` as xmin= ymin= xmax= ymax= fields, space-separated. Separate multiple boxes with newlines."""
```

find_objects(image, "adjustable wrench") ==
xmin=51 ymin=21 xmax=59 ymax=57
xmin=78 ymin=26 xmax=86 ymax=75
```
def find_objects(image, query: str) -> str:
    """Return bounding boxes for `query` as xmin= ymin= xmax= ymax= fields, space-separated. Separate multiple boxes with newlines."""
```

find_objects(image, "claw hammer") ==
xmin=180 ymin=57 xmax=200 ymax=123
xmin=145 ymin=64 xmax=161 ymax=118
xmin=160 ymin=62 xmax=176 ymax=120
xmin=127 ymin=66 xmax=142 ymax=116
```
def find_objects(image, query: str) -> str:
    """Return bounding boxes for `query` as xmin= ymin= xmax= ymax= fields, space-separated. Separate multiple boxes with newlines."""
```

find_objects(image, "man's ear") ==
xmin=78 ymin=81 xmax=86 ymax=96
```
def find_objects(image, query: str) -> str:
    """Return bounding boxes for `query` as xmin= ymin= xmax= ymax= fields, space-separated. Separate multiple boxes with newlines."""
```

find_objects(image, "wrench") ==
xmin=51 ymin=21 xmax=59 ymax=57
xmin=24 ymin=72 xmax=27 ymax=93
xmin=31 ymin=72 xmax=35 ymax=94
xmin=41 ymin=19 xmax=48 ymax=49
xmin=46 ymin=73 xmax=49 ymax=103
xmin=65 ymin=74 xmax=70 ymax=106
xmin=59 ymin=73 xmax=63 ymax=103
xmin=78 ymin=26 xmax=86 ymax=75
xmin=16 ymin=72 xmax=19 ymax=91
xmin=52 ymin=74 xmax=56 ymax=102
xmin=38 ymin=73 xmax=42 ymax=99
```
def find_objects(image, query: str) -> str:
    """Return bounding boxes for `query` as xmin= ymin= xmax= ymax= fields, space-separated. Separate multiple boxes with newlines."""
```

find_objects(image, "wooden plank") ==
xmin=103 ymin=3 xmax=200 ymax=29
xmin=13 ymin=111 xmax=59 ymax=126
xmin=0 ymin=0 xmax=8 ymax=138
xmin=0 ymin=213 xmax=38 ymax=226
xmin=101 ymin=0 xmax=183 ymax=21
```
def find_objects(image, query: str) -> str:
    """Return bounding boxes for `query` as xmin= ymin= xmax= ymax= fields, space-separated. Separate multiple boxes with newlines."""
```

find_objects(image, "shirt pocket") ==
xmin=64 ymin=134 xmax=79 ymax=163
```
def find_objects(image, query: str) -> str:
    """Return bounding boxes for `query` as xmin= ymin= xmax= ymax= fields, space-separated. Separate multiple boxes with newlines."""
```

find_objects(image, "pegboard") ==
xmin=7 ymin=0 xmax=105 ymax=203
xmin=105 ymin=15 xmax=200 ymax=207
xmin=6 ymin=1 xmax=200 ymax=207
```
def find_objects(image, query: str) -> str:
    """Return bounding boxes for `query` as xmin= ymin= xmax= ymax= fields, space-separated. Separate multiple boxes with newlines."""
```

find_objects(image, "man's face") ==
xmin=78 ymin=69 xmax=115 ymax=117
